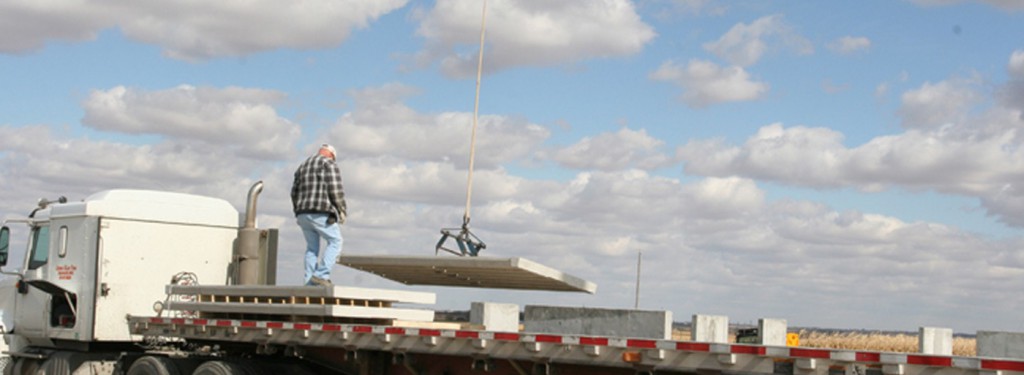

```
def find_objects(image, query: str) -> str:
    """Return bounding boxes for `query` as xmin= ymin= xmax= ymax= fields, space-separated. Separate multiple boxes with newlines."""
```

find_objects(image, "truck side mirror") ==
xmin=0 ymin=226 xmax=9 ymax=267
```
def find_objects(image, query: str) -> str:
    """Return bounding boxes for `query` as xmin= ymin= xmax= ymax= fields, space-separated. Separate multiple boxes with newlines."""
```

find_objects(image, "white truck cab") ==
xmin=0 ymin=190 xmax=240 ymax=352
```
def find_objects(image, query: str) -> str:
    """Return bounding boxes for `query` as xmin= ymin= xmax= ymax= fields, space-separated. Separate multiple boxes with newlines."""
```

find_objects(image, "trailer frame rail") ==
xmin=128 ymin=316 xmax=1024 ymax=375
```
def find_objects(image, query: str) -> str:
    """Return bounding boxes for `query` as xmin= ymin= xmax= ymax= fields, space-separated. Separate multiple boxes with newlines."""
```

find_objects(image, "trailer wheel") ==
xmin=127 ymin=356 xmax=180 ymax=375
xmin=191 ymin=361 xmax=254 ymax=375
xmin=8 ymin=358 xmax=39 ymax=375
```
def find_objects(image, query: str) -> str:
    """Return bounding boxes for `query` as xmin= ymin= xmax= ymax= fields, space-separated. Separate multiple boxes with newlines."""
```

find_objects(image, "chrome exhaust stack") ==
xmin=233 ymin=181 xmax=277 ymax=285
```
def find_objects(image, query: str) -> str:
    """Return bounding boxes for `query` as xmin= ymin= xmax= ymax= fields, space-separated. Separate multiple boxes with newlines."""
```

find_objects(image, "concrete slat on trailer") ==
xmin=166 ymin=284 xmax=436 ymax=305
xmin=163 ymin=302 xmax=435 ymax=322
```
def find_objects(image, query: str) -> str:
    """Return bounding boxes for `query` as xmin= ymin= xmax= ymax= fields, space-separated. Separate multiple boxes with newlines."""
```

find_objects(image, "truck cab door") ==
xmin=12 ymin=225 xmax=54 ymax=346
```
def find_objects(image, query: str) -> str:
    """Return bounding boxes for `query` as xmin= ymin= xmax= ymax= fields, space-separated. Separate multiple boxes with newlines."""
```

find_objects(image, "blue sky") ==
xmin=2 ymin=0 xmax=1024 ymax=333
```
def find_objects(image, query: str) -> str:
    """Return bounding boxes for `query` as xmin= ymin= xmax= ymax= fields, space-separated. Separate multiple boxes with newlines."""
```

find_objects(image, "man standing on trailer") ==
xmin=291 ymin=143 xmax=347 ymax=287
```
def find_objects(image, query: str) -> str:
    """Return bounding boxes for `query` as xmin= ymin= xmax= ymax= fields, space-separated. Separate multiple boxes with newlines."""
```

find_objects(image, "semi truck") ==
xmin=1 ymin=184 xmax=1023 ymax=375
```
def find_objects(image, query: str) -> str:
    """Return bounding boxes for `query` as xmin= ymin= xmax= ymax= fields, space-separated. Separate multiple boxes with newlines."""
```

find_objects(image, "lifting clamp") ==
xmin=435 ymin=216 xmax=486 ymax=257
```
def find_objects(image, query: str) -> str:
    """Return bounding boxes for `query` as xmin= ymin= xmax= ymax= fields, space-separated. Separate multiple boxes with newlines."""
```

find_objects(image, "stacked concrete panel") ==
xmin=162 ymin=285 xmax=436 ymax=323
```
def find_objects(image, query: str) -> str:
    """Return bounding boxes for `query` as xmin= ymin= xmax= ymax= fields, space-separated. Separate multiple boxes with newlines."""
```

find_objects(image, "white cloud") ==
xmin=683 ymin=119 xmax=1024 ymax=199
xmin=0 ymin=0 xmax=408 ymax=60
xmin=897 ymin=78 xmax=982 ymax=130
xmin=1010 ymin=50 xmax=1024 ymax=78
xmin=684 ymin=177 xmax=765 ymax=219
xmin=81 ymin=85 xmax=301 ymax=160
xmin=342 ymin=156 xmax=523 ymax=207
xmin=982 ymin=184 xmax=1024 ymax=228
xmin=0 ymin=125 xmax=266 ymax=199
xmin=0 ymin=0 xmax=116 ymax=53
xmin=548 ymin=128 xmax=675 ymax=171
xmin=650 ymin=59 xmax=769 ymax=108
xmin=679 ymin=124 xmax=849 ymax=187
xmin=828 ymin=36 xmax=871 ymax=55
xmin=1002 ymin=50 xmax=1024 ymax=115
xmin=678 ymin=74 xmax=1024 ymax=226
xmin=3 ymin=0 xmax=659 ymax=67
xmin=327 ymin=84 xmax=550 ymax=168
xmin=122 ymin=0 xmax=408 ymax=61
xmin=702 ymin=14 xmax=813 ymax=67
xmin=415 ymin=0 xmax=656 ymax=77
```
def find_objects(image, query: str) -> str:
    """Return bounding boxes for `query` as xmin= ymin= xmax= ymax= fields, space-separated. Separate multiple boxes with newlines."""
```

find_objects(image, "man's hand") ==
xmin=337 ymin=200 xmax=347 ymax=225
xmin=330 ymin=202 xmax=346 ymax=225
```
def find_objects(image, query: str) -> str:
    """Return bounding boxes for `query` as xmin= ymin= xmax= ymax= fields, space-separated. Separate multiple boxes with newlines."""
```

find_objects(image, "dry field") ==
xmin=671 ymin=329 xmax=976 ymax=357
xmin=797 ymin=330 xmax=976 ymax=356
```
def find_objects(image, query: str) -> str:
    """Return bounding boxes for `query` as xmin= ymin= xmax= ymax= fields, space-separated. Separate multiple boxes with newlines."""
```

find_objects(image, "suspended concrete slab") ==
xmin=337 ymin=255 xmax=597 ymax=294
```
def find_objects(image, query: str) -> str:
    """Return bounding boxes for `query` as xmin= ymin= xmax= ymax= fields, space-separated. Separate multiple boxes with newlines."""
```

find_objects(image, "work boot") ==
xmin=310 ymin=276 xmax=332 ymax=287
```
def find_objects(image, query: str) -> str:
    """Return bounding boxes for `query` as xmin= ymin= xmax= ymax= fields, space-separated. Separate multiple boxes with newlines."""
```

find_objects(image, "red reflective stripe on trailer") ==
xmin=419 ymin=329 xmax=441 ymax=337
xmin=580 ymin=337 xmax=609 ymax=346
xmin=907 ymin=355 xmax=952 ymax=367
xmin=294 ymin=323 xmax=312 ymax=330
xmin=171 ymin=318 xmax=186 ymax=325
xmin=856 ymin=352 xmax=881 ymax=362
xmin=240 ymin=321 xmax=257 ymax=328
xmin=149 ymin=317 xmax=165 ymax=324
xmin=535 ymin=335 xmax=562 ymax=343
xmin=627 ymin=339 xmax=657 ymax=349
xmin=731 ymin=345 xmax=767 ymax=355
xmin=352 ymin=326 xmax=372 ymax=333
xmin=193 ymin=319 xmax=208 ymax=325
xmin=494 ymin=332 xmax=519 ymax=341
xmin=323 ymin=324 xmax=342 ymax=332
xmin=456 ymin=331 xmax=479 ymax=339
xmin=790 ymin=348 xmax=831 ymax=359
xmin=216 ymin=320 xmax=233 ymax=327
xmin=384 ymin=327 xmax=405 ymax=335
xmin=983 ymin=359 xmax=1024 ymax=372
xmin=266 ymin=322 xmax=284 ymax=329
xmin=677 ymin=342 xmax=711 ymax=352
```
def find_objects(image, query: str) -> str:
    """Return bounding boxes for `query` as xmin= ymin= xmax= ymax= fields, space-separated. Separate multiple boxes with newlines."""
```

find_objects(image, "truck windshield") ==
xmin=28 ymin=226 xmax=50 ymax=270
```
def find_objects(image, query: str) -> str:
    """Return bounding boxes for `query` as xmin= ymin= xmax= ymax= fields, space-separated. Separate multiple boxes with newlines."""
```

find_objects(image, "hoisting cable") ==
xmin=437 ymin=0 xmax=488 ymax=257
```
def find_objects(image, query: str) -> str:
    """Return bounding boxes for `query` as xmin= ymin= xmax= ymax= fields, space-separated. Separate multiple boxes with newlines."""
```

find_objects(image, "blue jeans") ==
xmin=296 ymin=213 xmax=343 ymax=285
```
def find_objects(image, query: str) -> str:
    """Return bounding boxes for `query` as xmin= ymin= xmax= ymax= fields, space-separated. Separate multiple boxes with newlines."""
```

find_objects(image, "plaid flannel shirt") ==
xmin=291 ymin=154 xmax=346 ymax=222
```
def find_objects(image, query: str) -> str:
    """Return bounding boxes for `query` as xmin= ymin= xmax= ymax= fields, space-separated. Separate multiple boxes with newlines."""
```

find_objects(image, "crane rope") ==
xmin=463 ymin=0 xmax=487 ymax=227
xmin=436 ymin=0 xmax=488 ymax=257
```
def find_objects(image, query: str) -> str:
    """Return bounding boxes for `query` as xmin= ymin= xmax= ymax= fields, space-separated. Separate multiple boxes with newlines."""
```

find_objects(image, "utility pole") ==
xmin=634 ymin=250 xmax=642 ymax=309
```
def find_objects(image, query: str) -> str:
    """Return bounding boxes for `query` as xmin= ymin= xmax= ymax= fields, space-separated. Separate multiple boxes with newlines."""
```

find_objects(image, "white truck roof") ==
xmin=46 ymin=189 xmax=239 ymax=227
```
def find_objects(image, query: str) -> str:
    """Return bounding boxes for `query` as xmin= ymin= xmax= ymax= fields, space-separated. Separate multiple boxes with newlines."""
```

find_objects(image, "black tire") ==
xmin=191 ymin=361 xmax=250 ymax=375
xmin=127 ymin=356 xmax=180 ymax=375
xmin=9 ymin=358 xmax=39 ymax=375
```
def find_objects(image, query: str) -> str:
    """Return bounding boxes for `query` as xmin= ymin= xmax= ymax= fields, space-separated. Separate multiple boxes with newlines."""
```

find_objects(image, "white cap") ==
xmin=320 ymin=144 xmax=336 ymax=156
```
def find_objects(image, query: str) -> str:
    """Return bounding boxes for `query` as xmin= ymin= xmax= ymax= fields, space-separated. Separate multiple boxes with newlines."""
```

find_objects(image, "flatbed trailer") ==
xmin=129 ymin=315 xmax=1024 ymax=375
